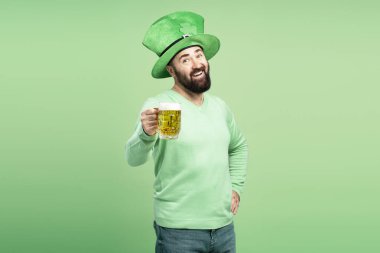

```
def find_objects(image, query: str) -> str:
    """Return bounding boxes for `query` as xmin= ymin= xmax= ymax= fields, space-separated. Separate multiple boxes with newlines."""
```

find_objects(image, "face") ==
xmin=167 ymin=46 xmax=211 ymax=94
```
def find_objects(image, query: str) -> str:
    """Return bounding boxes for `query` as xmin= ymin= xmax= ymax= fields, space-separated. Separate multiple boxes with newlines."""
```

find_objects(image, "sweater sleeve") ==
xmin=226 ymin=104 xmax=248 ymax=198
xmin=125 ymin=98 xmax=159 ymax=167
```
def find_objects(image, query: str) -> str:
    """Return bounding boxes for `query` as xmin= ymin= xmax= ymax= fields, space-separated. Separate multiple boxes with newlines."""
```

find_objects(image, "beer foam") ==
xmin=159 ymin=102 xmax=181 ymax=110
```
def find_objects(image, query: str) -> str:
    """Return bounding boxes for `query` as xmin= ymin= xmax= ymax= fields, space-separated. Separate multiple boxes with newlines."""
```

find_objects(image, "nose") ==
xmin=192 ymin=57 xmax=204 ymax=69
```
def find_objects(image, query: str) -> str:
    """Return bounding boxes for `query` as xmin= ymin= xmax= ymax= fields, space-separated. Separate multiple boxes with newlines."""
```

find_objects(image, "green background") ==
xmin=1 ymin=0 xmax=379 ymax=252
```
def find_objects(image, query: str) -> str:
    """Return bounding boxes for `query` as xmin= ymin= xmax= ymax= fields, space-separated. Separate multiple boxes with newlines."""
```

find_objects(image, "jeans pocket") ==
xmin=154 ymin=221 xmax=165 ymax=253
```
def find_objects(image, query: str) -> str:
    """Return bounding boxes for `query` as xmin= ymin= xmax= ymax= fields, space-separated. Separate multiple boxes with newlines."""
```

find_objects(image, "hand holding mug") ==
xmin=141 ymin=108 xmax=159 ymax=136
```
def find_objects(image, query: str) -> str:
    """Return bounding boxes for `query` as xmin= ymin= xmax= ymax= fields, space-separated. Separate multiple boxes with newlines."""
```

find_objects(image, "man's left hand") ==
xmin=231 ymin=191 xmax=240 ymax=215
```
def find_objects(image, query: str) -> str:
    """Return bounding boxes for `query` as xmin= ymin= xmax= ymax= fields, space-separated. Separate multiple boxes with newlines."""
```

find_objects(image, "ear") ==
xmin=166 ymin=65 xmax=175 ymax=77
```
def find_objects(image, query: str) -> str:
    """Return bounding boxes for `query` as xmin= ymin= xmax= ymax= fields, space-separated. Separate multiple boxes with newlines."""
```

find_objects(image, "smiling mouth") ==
xmin=192 ymin=70 xmax=204 ymax=78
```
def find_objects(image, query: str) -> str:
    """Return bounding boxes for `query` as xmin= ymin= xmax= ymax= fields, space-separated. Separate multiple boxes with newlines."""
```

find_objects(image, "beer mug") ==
xmin=158 ymin=102 xmax=181 ymax=139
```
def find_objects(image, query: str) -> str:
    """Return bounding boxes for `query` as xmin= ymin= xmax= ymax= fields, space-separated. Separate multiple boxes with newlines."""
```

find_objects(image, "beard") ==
xmin=173 ymin=65 xmax=211 ymax=94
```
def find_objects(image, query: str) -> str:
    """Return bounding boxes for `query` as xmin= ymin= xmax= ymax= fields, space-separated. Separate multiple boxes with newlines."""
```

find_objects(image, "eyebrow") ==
xmin=178 ymin=54 xmax=189 ymax=61
xmin=178 ymin=48 xmax=203 ymax=61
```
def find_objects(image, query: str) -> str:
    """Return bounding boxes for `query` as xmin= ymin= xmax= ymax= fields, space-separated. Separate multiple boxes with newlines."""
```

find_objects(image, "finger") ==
xmin=141 ymin=119 xmax=158 ymax=124
xmin=144 ymin=121 xmax=158 ymax=127
xmin=234 ymin=200 xmax=239 ymax=213
xmin=145 ymin=108 xmax=159 ymax=115
xmin=230 ymin=197 xmax=235 ymax=212
xmin=232 ymin=191 xmax=240 ymax=202
xmin=232 ymin=199 xmax=239 ymax=214
xmin=147 ymin=114 xmax=158 ymax=120
xmin=145 ymin=124 xmax=158 ymax=130
xmin=142 ymin=121 xmax=157 ymax=133
xmin=142 ymin=114 xmax=158 ymax=122
xmin=233 ymin=200 xmax=238 ymax=212
xmin=144 ymin=126 xmax=157 ymax=136
xmin=231 ymin=199 xmax=237 ymax=212
xmin=232 ymin=201 xmax=238 ymax=214
xmin=231 ymin=204 xmax=235 ymax=213
xmin=141 ymin=120 xmax=157 ymax=129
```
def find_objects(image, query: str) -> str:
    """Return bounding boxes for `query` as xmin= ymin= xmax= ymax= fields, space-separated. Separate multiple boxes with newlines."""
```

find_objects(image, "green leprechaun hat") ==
xmin=142 ymin=11 xmax=220 ymax=79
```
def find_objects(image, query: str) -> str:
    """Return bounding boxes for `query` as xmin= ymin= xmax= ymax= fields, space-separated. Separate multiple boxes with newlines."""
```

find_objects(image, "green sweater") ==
xmin=126 ymin=89 xmax=248 ymax=229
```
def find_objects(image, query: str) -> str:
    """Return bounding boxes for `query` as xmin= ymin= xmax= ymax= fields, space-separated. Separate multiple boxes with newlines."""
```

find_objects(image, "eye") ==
xmin=182 ymin=58 xmax=189 ymax=63
xmin=196 ymin=53 xmax=204 ymax=58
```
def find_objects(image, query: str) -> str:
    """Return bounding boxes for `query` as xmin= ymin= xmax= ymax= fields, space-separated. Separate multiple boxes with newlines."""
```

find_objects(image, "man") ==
xmin=126 ymin=11 xmax=248 ymax=253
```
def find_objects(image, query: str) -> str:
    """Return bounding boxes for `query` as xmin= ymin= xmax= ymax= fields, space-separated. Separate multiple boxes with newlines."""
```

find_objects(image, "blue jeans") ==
xmin=153 ymin=221 xmax=236 ymax=253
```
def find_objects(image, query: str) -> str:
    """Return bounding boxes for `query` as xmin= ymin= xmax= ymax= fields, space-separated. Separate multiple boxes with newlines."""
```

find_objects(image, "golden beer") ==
xmin=158 ymin=103 xmax=181 ymax=139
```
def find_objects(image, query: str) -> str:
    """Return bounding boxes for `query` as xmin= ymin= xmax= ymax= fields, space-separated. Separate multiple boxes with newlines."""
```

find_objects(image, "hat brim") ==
xmin=151 ymin=34 xmax=220 ymax=79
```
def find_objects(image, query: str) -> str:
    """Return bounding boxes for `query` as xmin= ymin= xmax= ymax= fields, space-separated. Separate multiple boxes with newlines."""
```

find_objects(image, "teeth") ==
xmin=193 ymin=71 xmax=203 ymax=76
